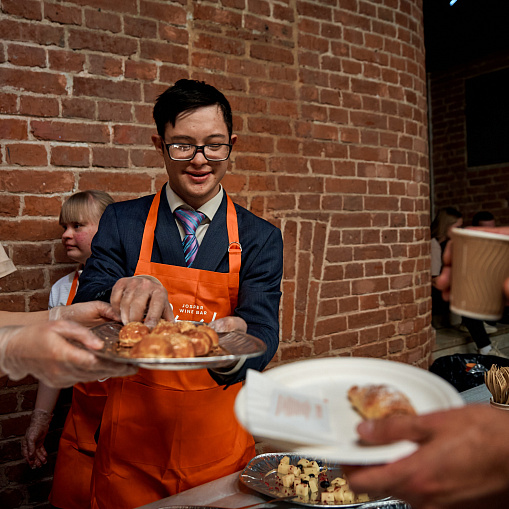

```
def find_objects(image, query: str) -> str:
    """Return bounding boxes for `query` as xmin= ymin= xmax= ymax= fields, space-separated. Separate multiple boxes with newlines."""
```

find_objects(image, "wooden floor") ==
xmin=432 ymin=318 xmax=509 ymax=361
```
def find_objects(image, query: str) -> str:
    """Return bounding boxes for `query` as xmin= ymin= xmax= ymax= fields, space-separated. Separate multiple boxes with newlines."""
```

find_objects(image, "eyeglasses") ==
xmin=164 ymin=142 xmax=233 ymax=162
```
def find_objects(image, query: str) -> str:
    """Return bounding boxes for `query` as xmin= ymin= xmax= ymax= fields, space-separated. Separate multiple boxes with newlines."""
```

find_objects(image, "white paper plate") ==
xmin=235 ymin=357 xmax=464 ymax=465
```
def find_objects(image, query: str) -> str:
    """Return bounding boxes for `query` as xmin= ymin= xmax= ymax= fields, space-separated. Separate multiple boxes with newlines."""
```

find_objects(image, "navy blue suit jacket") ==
xmin=74 ymin=187 xmax=283 ymax=385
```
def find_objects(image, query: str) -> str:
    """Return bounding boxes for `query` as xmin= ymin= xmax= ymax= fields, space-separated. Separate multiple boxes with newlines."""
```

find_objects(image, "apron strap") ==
xmin=137 ymin=188 xmax=241 ymax=313
xmin=65 ymin=268 xmax=81 ymax=306
xmin=225 ymin=194 xmax=241 ymax=312
xmin=138 ymin=190 xmax=162 ymax=263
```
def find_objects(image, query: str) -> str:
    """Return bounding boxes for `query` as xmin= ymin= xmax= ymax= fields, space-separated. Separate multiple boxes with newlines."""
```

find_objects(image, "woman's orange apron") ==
xmin=49 ymin=270 xmax=109 ymax=509
xmin=90 ymin=190 xmax=255 ymax=509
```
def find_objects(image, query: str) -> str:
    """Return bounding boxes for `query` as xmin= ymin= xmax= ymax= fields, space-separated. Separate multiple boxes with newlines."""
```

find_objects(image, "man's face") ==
xmin=152 ymin=105 xmax=236 ymax=210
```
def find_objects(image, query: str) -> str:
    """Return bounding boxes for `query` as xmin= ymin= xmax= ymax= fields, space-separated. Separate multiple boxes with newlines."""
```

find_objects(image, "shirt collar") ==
xmin=165 ymin=184 xmax=224 ymax=222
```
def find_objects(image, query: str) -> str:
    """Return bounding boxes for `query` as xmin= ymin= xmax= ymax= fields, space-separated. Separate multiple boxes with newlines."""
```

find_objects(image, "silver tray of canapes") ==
xmin=89 ymin=321 xmax=266 ymax=371
xmin=239 ymin=453 xmax=406 ymax=508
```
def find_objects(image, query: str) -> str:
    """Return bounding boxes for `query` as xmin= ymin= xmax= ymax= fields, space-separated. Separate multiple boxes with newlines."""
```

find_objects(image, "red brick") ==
xmin=68 ymin=28 xmax=136 ymax=55
xmin=195 ymin=34 xmax=245 ymax=56
xmin=134 ymin=104 xmax=154 ymax=125
xmin=31 ymin=120 xmax=109 ymax=143
xmin=130 ymin=149 xmax=164 ymax=169
xmin=250 ymin=44 xmax=294 ymax=64
xmin=125 ymin=60 xmax=157 ymax=81
xmin=5 ymin=144 xmax=47 ymax=167
xmin=0 ymin=18 xmax=64 ymax=47
xmin=69 ymin=0 xmax=137 ymax=14
xmin=0 ymin=195 xmax=21 ymax=217
xmin=7 ymin=43 xmax=46 ymax=68
xmin=0 ymin=170 xmax=74 ymax=194
xmin=20 ymin=96 xmax=59 ymax=117
xmin=2 ymin=0 xmax=42 ymax=21
xmin=112 ymin=125 xmax=156 ymax=145
xmin=245 ymin=15 xmax=293 ymax=41
xmin=23 ymin=196 xmax=62 ymax=217
xmin=0 ymin=68 xmax=66 ymax=95
xmin=97 ymin=101 xmax=133 ymax=123
xmin=50 ymin=146 xmax=90 ymax=167
xmin=62 ymin=97 xmax=96 ymax=120
xmin=140 ymin=40 xmax=188 ymax=64
xmin=0 ymin=93 xmax=18 ymax=114
xmin=84 ymin=9 xmax=122 ymax=33
xmin=89 ymin=54 xmax=123 ymax=77
xmin=248 ymin=117 xmax=292 ymax=136
xmin=92 ymin=146 xmax=129 ymax=168
xmin=140 ymin=0 xmax=186 ymax=23
xmin=78 ymin=171 xmax=152 ymax=193
xmin=191 ymin=53 xmax=225 ymax=72
xmin=158 ymin=23 xmax=189 ymax=44
xmin=48 ymin=49 xmax=85 ymax=72
xmin=124 ymin=16 xmax=157 ymax=39
xmin=44 ymin=2 xmax=82 ymax=25
xmin=0 ymin=219 xmax=62 ymax=241
xmin=0 ymin=119 xmax=27 ymax=141
xmin=73 ymin=76 xmax=141 ymax=102
xmin=195 ymin=4 xmax=243 ymax=27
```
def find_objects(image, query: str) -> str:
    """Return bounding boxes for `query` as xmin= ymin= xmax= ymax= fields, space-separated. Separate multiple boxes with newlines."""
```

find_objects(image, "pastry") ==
xmin=347 ymin=384 xmax=416 ymax=420
xmin=118 ymin=321 xmax=150 ymax=347
xmin=120 ymin=319 xmax=219 ymax=359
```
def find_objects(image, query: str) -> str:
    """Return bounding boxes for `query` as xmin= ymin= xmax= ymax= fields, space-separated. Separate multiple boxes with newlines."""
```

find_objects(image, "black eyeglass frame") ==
xmin=163 ymin=142 xmax=233 ymax=162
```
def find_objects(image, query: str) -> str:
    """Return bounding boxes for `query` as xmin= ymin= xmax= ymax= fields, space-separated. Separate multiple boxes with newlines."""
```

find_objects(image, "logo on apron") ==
xmin=169 ymin=301 xmax=217 ymax=322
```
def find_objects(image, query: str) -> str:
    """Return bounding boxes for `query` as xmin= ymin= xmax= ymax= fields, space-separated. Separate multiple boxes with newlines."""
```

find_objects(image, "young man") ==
xmin=74 ymin=79 xmax=283 ymax=508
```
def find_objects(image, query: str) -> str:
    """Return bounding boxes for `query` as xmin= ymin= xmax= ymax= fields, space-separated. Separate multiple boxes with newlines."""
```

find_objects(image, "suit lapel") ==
xmin=193 ymin=195 xmax=228 ymax=271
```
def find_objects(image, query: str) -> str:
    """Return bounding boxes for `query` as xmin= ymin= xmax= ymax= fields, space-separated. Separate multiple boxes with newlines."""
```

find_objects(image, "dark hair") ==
xmin=472 ymin=210 xmax=495 ymax=226
xmin=430 ymin=207 xmax=462 ymax=240
xmin=153 ymin=79 xmax=233 ymax=139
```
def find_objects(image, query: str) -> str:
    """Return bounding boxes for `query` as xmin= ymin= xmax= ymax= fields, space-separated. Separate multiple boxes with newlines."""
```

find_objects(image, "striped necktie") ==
xmin=174 ymin=208 xmax=206 ymax=267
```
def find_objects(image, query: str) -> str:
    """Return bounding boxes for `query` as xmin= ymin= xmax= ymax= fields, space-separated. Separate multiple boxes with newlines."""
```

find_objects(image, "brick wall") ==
xmin=0 ymin=0 xmax=431 ymax=507
xmin=430 ymin=53 xmax=509 ymax=224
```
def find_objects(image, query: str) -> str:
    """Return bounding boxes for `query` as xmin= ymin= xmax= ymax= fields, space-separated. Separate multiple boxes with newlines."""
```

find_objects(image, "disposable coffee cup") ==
xmin=449 ymin=228 xmax=509 ymax=321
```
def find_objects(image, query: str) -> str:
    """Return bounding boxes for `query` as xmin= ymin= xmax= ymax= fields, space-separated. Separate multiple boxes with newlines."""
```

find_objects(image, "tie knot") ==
xmin=174 ymin=208 xmax=206 ymax=236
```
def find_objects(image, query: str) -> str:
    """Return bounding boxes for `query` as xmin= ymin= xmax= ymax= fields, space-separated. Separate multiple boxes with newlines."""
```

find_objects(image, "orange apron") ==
xmin=90 ymin=190 xmax=255 ymax=509
xmin=49 ymin=270 xmax=109 ymax=509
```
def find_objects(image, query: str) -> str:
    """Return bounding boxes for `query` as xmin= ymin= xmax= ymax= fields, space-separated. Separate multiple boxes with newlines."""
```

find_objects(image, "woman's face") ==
xmin=447 ymin=217 xmax=463 ymax=239
xmin=61 ymin=220 xmax=99 ymax=264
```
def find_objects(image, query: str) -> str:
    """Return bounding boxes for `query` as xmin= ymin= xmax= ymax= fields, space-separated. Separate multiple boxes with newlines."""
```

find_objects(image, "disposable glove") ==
xmin=0 ymin=320 xmax=136 ymax=388
xmin=22 ymin=408 xmax=53 ymax=468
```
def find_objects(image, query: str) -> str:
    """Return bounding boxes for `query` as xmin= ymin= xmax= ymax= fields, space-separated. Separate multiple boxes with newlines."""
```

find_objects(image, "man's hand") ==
xmin=0 ymin=320 xmax=137 ymax=388
xmin=110 ymin=276 xmax=174 ymax=329
xmin=49 ymin=300 xmax=121 ymax=327
xmin=345 ymin=406 xmax=509 ymax=509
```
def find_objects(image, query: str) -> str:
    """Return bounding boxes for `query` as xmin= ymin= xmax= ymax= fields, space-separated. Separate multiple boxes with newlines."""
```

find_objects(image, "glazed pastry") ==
xmin=118 ymin=321 xmax=150 ymax=347
xmin=121 ymin=319 xmax=219 ymax=358
xmin=347 ymin=384 xmax=416 ymax=420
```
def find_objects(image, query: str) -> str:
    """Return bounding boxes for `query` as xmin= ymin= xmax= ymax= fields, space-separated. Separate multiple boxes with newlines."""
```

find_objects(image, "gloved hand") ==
xmin=209 ymin=316 xmax=247 ymax=333
xmin=0 ymin=320 xmax=137 ymax=388
xmin=49 ymin=300 xmax=121 ymax=327
xmin=22 ymin=408 xmax=53 ymax=468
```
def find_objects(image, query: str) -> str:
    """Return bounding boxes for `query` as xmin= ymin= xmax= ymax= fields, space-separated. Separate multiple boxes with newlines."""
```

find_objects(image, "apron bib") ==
xmin=50 ymin=270 xmax=109 ymax=509
xmin=91 ymin=190 xmax=255 ymax=509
